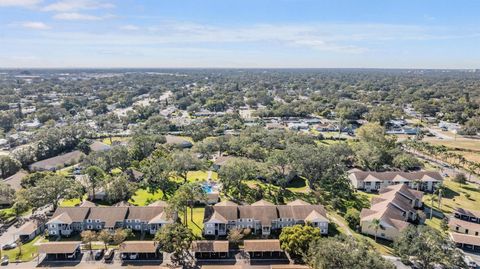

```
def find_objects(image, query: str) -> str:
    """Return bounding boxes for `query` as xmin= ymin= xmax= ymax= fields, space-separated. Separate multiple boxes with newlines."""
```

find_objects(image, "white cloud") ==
xmin=0 ymin=0 xmax=41 ymax=8
xmin=53 ymin=12 xmax=102 ymax=20
xmin=20 ymin=21 xmax=51 ymax=30
xmin=120 ymin=25 xmax=140 ymax=31
xmin=43 ymin=0 xmax=113 ymax=12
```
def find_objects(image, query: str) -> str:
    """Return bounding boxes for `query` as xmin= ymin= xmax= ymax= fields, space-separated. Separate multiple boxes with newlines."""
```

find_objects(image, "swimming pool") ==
xmin=202 ymin=184 xmax=213 ymax=193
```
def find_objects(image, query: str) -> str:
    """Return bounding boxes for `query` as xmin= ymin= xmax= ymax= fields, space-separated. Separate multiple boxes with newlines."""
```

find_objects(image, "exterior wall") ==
xmin=311 ymin=221 xmax=329 ymax=234
xmin=451 ymin=225 xmax=480 ymax=236
xmin=360 ymin=220 xmax=401 ymax=241
xmin=84 ymin=219 xmax=105 ymax=230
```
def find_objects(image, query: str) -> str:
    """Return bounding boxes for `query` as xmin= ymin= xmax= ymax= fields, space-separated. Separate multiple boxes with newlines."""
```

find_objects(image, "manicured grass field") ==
xmin=423 ymin=178 xmax=480 ymax=214
xmin=3 ymin=236 xmax=42 ymax=262
xmin=185 ymin=207 xmax=205 ymax=237
xmin=425 ymin=137 xmax=480 ymax=152
xmin=129 ymin=188 xmax=164 ymax=206
xmin=60 ymin=198 xmax=82 ymax=207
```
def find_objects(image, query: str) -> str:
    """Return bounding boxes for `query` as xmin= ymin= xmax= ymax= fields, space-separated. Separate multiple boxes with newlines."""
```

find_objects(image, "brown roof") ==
xmin=455 ymin=208 xmax=480 ymax=219
xmin=351 ymin=171 xmax=443 ymax=183
xmin=38 ymin=242 xmax=81 ymax=254
xmin=127 ymin=206 xmax=166 ymax=222
xmin=244 ymin=240 xmax=282 ymax=252
xmin=360 ymin=184 xmax=418 ymax=231
xmin=30 ymin=150 xmax=85 ymax=171
xmin=205 ymin=205 xmax=238 ymax=222
xmin=119 ymin=241 xmax=158 ymax=253
xmin=87 ymin=207 xmax=128 ymax=227
xmin=50 ymin=207 xmax=90 ymax=223
xmin=204 ymin=200 xmax=329 ymax=225
xmin=449 ymin=218 xmax=480 ymax=232
xmin=16 ymin=221 xmax=41 ymax=236
xmin=3 ymin=170 xmax=27 ymax=191
xmin=191 ymin=241 xmax=229 ymax=253
xmin=79 ymin=200 xmax=96 ymax=207
xmin=213 ymin=155 xmax=234 ymax=166
xmin=239 ymin=205 xmax=278 ymax=226
xmin=89 ymin=141 xmax=111 ymax=152
xmin=277 ymin=204 xmax=327 ymax=221
xmin=450 ymin=232 xmax=480 ymax=246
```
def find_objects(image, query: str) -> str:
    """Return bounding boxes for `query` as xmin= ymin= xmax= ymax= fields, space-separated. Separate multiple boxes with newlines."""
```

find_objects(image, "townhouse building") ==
xmin=47 ymin=203 xmax=173 ymax=237
xmin=203 ymin=199 xmax=329 ymax=237
xmin=449 ymin=208 xmax=480 ymax=253
xmin=349 ymin=171 xmax=442 ymax=193
xmin=360 ymin=184 xmax=423 ymax=241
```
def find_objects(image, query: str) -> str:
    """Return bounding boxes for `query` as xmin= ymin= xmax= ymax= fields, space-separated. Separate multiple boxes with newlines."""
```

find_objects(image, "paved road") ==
xmin=405 ymin=148 xmax=480 ymax=185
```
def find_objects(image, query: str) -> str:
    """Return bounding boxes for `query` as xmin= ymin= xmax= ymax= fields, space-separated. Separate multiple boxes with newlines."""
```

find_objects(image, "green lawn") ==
xmin=3 ymin=236 xmax=43 ymax=262
xmin=285 ymin=177 xmax=309 ymax=192
xmin=185 ymin=207 xmax=205 ymax=237
xmin=59 ymin=198 xmax=82 ymax=207
xmin=101 ymin=136 xmax=130 ymax=146
xmin=129 ymin=188 xmax=165 ymax=206
xmin=187 ymin=170 xmax=218 ymax=182
xmin=423 ymin=178 xmax=480 ymax=214
xmin=425 ymin=217 xmax=444 ymax=232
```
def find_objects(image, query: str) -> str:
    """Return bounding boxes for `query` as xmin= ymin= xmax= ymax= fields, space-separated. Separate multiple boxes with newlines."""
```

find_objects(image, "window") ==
xmin=135 ymin=225 xmax=140 ymax=229
xmin=475 ymin=232 xmax=478 ymax=236
xmin=50 ymin=231 xmax=56 ymax=235
xmin=96 ymin=220 xmax=100 ymax=223
xmin=87 ymin=225 xmax=93 ymax=229
xmin=466 ymin=229 xmax=469 ymax=234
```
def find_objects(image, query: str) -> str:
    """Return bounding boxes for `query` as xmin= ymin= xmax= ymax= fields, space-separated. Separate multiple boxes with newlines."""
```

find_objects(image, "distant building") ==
xmin=165 ymin=135 xmax=193 ymax=148
xmin=29 ymin=150 xmax=85 ymax=171
xmin=349 ymin=171 xmax=442 ymax=193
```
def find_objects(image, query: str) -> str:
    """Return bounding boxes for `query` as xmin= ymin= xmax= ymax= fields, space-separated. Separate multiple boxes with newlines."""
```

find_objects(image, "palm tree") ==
xmin=413 ymin=179 xmax=422 ymax=191
xmin=436 ymin=184 xmax=446 ymax=210
xmin=369 ymin=218 xmax=382 ymax=242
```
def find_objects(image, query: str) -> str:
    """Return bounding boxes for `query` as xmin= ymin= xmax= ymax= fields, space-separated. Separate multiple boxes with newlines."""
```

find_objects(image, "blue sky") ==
xmin=1 ymin=0 xmax=479 ymax=68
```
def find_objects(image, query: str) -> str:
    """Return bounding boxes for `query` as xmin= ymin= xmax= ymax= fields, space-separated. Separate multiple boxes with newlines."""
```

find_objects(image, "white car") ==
xmin=465 ymin=256 xmax=477 ymax=269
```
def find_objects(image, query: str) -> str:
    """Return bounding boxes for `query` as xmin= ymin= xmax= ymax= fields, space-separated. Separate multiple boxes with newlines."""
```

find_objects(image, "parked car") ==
xmin=94 ymin=249 xmax=104 ymax=260
xmin=104 ymin=249 xmax=114 ymax=263
xmin=465 ymin=256 xmax=478 ymax=269
xmin=0 ymin=256 xmax=8 ymax=266
xmin=2 ymin=243 xmax=17 ymax=250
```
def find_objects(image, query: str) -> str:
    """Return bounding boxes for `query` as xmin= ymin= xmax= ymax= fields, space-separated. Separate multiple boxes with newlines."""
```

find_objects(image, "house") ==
xmin=203 ymin=199 xmax=329 ymax=237
xmin=191 ymin=240 xmax=229 ymax=259
xmin=449 ymin=218 xmax=480 ymax=237
xmin=449 ymin=208 xmax=480 ymax=243
xmin=3 ymin=170 xmax=27 ymax=191
xmin=89 ymin=141 xmax=111 ymax=152
xmin=46 ymin=205 xmax=173 ymax=237
xmin=16 ymin=221 xmax=45 ymax=242
xmin=453 ymin=208 xmax=480 ymax=224
xmin=29 ymin=150 xmax=85 ymax=171
xmin=119 ymin=241 xmax=160 ymax=261
xmin=38 ymin=242 xmax=81 ymax=260
xmin=165 ymin=135 xmax=193 ymax=148
xmin=244 ymin=239 xmax=284 ymax=258
xmin=450 ymin=233 xmax=480 ymax=253
xmin=212 ymin=155 xmax=234 ymax=171
xmin=349 ymin=171 xmax=442 ymax=193
xmin=360 ymin=184 xmax=423 ymax=241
